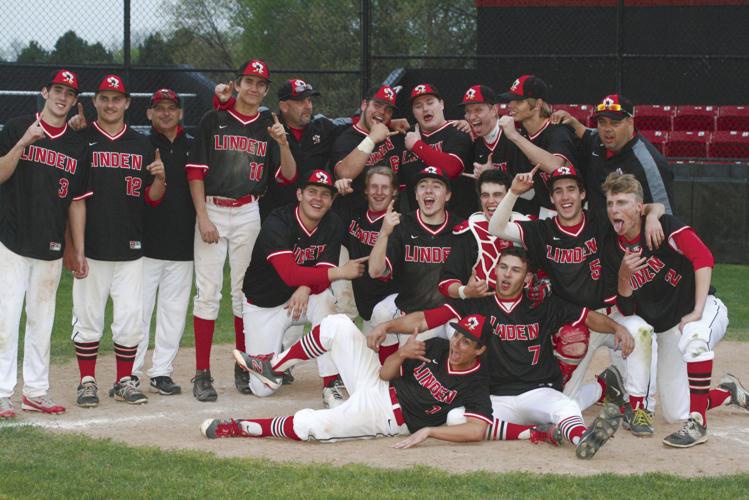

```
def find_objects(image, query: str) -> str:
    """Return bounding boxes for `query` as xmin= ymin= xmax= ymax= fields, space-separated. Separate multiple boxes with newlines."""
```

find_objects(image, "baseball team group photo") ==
xmin=2 ymin=1 xmax=749 ymax=498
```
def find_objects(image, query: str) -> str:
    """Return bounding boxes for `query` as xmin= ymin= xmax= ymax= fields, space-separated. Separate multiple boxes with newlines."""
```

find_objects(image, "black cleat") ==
xmin=192 ymin=370 xmax=217 ymax=402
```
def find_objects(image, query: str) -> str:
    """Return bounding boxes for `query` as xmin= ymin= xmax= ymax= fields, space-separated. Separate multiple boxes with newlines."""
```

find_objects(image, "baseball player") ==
xmin=553 ymin=94 xmax=674 ymax=213
xmin=497 ymin=75 xmax=579 ymax=218
xmin=186 ymin=58 xmax=296 ymax=401
xmin=489 ymin=165 xmax=665 ymax=434
xmin=368 ymin=247 xmax=629 ymax=459
xmin=330 ymin=84 xmax=404 ymax=213
xmin=0 ymin=69 xmax=88 ymax=418
xmin=131 ymin=89 xmax=195 ymax=395
xmin=72 ymin=74 xmax=164 ymax=407
xmin=367 ymin=166 xmax=463 ymax=361
xmin=600 ymin=173 xmax=746 ymax=448
xmin=202 ymin=313 xmax=492 ymax=448
xmin=399 ymin=83 xmax=473 ymax=215
xmin=240 ymin=170 xmax=366 ymax=406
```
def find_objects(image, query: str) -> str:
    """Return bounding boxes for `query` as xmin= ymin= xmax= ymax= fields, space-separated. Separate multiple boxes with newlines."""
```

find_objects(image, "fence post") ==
xmin=124 ymin=0 xmax=131 ymax=81
xmin=361 ymin=0 xmax=371 ymax=99
xmin=616 ymin=0 xmax=624 ymax=94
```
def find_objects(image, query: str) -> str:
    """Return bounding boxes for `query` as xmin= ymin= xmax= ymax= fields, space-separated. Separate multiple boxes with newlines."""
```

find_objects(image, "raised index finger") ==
xmin=77 ymin=102 xmax=85 ymax=117
xmin=387 ymin=199 xmax=395 ymax=213
xmin=272 ymin=112 xmax=281 ymax=125
xmin=530 ymin=164 xmax=541 ymax=177
xmin=154 ymin=148 xmax=161 ymax=161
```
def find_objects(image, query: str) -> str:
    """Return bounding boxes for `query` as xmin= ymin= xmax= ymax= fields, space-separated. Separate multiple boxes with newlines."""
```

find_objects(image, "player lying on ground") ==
xmin=601 ymin=173 xmax=749 ymax=448
xmin=204 ymin=313 xmax=492 ymax=448
xmin=368 ymin=247 xmax=629 ymax=458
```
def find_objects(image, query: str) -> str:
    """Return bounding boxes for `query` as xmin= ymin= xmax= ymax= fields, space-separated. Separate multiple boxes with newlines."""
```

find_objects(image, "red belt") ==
xmin=206 ymin=195 xmax=258 ymax=207
xmin=389 ymin=385 xmax=405 ymax=426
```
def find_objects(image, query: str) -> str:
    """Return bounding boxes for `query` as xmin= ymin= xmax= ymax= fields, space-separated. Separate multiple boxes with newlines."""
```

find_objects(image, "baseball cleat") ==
xmin=576 ymin=403 xmax=622 ymax=459
xmin=322 ymin=377 xmax=349 ymax=409
xmin=21 ymin=395 xmax=66 ymax=414
xmin=0 ymin=397 xmax=16 ymax=419
xmin=192 ymin=370 xmax=218 ymax=402
xmin=201 ymin=418 xmax=249 ymax=439
xmin=233 ymin=350 xmax=282 ymax=390
xmin=598 ymin=365 xmax=627 ymax=409
xmin=109 ymin=376 xmax=148 ymax=404
xmin=76 ymin=376 xmax=99 ymax=408
xmin=282 ymin=369 xmax=295 ymax=385
xmin=149 ymin=376 xmax=182 ymax=396
xmin=234 ymin=362 xmax=253 ymax=395
xmin=130 ymin=375 xmax=141 ymax=388
xmin=530 ymin=424 xmax=563 ymax=447
xmin=662 ymin=412 xmax=708 ymax=448
xmin=623 ymin=404 xmax=654 ymax=437
xmin=718 ymin=373 xmax=749 ymax=411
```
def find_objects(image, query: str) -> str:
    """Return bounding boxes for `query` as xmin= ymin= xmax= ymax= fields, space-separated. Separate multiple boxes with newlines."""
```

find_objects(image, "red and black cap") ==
xmin=47 ymin=69 xmax=79 ymax=94
xmin=459 ymin=85 xmax=495 ymax=106
xmin=499 ymin=75 xmax=548 ymax=101
xmin=548 ymin=165 xmax=581 ymax=188
xmin=301 ymin=169 xmax=336 ymax=193
xmin=237 ymin=58 xmax=271 ymax=82
xmin=593 ymin=94 xmax=634 ymax=120
xmin=366 ymin=84 xmax=398 ymax=109
xmin=96 ymin=74 xmax=128 ymax=96
xmin=414 ymin=165 xmax=450 ymax=188
xmin=450 ymin=314 xmax=487 ymax=346
xmin=278 ymin=79 xmax=320 ymax=101
xmin=150 ymin=88 xmax=181 ymax=107
xmin=410 ymin=83 xmax=441 ymax=103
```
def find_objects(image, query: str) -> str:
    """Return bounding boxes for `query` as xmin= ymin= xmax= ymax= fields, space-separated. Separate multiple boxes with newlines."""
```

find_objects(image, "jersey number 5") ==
xmin=589 ymin=258 xmax=601 ymax=281
xmin=125 ymin=176 xmax=142 ymax=197
xmin=57 ymin=178 xmax=69 ymax=198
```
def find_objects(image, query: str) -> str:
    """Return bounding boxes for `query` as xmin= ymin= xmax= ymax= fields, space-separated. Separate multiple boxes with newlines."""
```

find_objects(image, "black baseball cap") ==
xmin=410 ymin=83 xmax=441 ymax=103
xmin=459 ymin=85 xmax=495 ymax=106
xmin=414 ymin=166 xmax=450 ymax=189
xmin=593 ymin=94 xmax=634 ymax=120
xmin=366 ymin=85 xmax=398 ymax=109
xmin=301 ymin=169 xmax=336 ymax=194
xmin=449 ymin=314 xmax=487 ymax=346
xmin=499 ymin=75 xmax=548 ymax=101
xmin=548 ymin=165 xmax=582 ymax=189
xmin=278 ymin=79 xmax=321 ymax=101
xmin=150 ymin=88 xmax=181 ymax=107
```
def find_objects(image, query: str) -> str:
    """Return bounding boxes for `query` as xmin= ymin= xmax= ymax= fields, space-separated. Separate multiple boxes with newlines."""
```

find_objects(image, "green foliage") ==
xmin=16 ymin=40 xmax=49 ymax=63
xmin=137 ymin=34 xmax=174 ymax=66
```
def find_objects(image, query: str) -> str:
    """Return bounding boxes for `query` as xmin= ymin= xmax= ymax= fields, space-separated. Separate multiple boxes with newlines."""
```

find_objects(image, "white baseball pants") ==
xmin=370 ymin=293 xmax=447 ymax=346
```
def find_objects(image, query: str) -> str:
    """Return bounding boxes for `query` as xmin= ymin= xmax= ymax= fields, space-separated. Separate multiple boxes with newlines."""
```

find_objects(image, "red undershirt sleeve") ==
xmin=412 ymin=140 xmax=464 ymax=178
xmin=269 ymin=253 xmax=332 ymax=289
xmin=671 ymin=228 xmax=714 ymax=270
xmin=423 ymin=305 xmax=458 ymax=330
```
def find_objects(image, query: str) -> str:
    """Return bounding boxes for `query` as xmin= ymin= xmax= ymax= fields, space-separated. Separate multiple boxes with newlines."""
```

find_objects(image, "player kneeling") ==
xmin=201 ymin=314 xmax=492 ymax=448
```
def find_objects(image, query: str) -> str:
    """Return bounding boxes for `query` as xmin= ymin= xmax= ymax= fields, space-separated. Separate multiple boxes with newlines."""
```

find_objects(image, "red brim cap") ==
xmin=238 ymin=59 xmax=271 ymax=82
xmin=150 ymin=88 xmax=181 ymax=107
xmin=97 ymin=74 xmax=128 ymax=95
xmin=48 ymin=69 xmax=80 ymax=94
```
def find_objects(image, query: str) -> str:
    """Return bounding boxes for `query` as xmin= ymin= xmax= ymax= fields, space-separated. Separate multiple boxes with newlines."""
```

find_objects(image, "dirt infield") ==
xmin=5 ymin=342 xmax=749 ymax=476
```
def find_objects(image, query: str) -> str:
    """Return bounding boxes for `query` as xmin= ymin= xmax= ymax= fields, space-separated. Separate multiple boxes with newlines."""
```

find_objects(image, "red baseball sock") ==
xmin=244 ymin=416 xmax=301 ymax=440
xmin=486 ymin=419 xmax=533 ymax=440
xmin=707 ymin=387 xmax=731 ymax=411
xmin=234 ymin=316 xmax=245 ymax=352
xmin=558 ymin=415 xmax=587 ymax=444
xmin=687 ymin=359 xmax=712 ymax=424
xmin=378 ymin=343 xmax=399 ymax=365
xmin=596 ymin=377 xmax=607 ymax=403
xmin=322 ymin=375 xmax=339 ymax=388
xmin=194 ymin=316 xmax=215 ymax=371
xmin=113 ymin=343 xmax=137 ymax=382
xmin=629 ymin=395 xmax=645 ymax=410
xmin=272 ymin=325 xmax=326 ymax=373
xmin=74 ymin=341 xmax=99 ymax=381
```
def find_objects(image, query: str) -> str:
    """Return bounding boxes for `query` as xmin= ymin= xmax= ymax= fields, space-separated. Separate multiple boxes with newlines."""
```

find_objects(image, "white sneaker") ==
xmin=322 ymin=378 xmax=349 ymax=409
xmin=662 ymin=412 xmax=708 ymax=448
xmin=0 ymin=397 xmax=15 ymax=419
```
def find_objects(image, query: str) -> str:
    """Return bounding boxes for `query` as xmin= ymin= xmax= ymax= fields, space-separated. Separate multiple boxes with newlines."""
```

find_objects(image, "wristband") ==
xmin=458 ymin=286 xmax=467 ymax=300
xmin=357 ymin=136 xmax=375 ymax=154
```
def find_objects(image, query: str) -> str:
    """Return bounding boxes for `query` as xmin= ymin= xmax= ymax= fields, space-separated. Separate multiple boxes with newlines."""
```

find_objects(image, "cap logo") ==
xmin=466 ymin=316 xmax=479 ymax=330
xmin=510 ymin=79 xmax=520 ymax=91
xmin=252 ymin=61 xmax=265 ymax=74
xmin=423 ymin=166 xmax=438 ymax=175
xmin=107 ymin=76 xmax=120 ymax=88
xmin=603 ymin=97 xmax=615 ymax=107
xmin=383 ymin=87 xmax=394 ymax=100
xmin=557 ymin=166 xmax=572 ymax=175
xmin=315 ymin=171 xmax=330 ymax=183
xmin=61 ymin=71 xmax=75 ymax=84
xmin=414 ymin=84 xmax=427 ymax=94
xmin=465 ymin=88 xmax=476 ymax=100
xmin=293 ymin=79 xmax=307 ymax=93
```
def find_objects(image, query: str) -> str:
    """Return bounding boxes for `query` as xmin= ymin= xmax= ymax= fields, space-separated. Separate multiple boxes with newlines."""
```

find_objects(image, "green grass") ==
xmin=1 ymin=426 xmax=748 ymax=499
xmin=713 ymin=264 xmax=749 ymax=341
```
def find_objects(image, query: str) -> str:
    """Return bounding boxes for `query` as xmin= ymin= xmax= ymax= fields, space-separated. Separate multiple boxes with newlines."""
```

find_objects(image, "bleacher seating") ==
xmin=673 ymin=105 xmax=717 ymax=132
xmin=708 ymin=131 xmax=749 ymax=159
xmin=639 ymin=130 xmax=669 ymax=155
xmin=666 ymin=131 xmax=710 ymax=158
xmin=634 ymin=105 xmax=674 ymax=131
xmin=553 ymin=104 xmax=593 ymax=125
xmin=717 ymin=106 xmax=749 ymax=131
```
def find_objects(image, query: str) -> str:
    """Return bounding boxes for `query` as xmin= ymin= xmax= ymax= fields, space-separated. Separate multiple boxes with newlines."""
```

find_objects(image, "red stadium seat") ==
xmin=634 ymin=105 xmax=674 ymax=131
xmin=553 ymin=104 xmax=593 ymax=125
xmin=640 ymin=130 xmax=669 ymax=155
xmin=716 ymin=106 xmax=749 ymax=132
xmin=708 ymin=131 xmax=749 ymax=159
xmin=673 ymin=105 xmax=717 ymax=132
xmin=666 ymin=131 xmax=709 ymax=158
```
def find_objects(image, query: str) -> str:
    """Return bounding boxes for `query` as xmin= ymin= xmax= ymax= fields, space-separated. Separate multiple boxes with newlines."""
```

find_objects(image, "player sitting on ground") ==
xmin=601 ymin=173 xmax=749 ymax=448
xmin=368 ymin=247 xmax=632 ymax=459
xmin=203 ymin=313 xmax=492 ymax=448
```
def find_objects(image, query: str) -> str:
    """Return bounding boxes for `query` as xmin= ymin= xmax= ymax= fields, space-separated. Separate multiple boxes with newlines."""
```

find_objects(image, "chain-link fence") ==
xmin=1 ymin=0 xmax=748 ymax=158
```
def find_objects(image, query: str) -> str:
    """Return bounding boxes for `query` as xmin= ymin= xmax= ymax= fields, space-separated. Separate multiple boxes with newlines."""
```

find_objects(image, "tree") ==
xmin=16 ymin=41 xmax=49 ymax=63
xmin=46 ymin=31 xmax=113 ymax=64
xmin=137 ymin=33 xmax=174 ymax=65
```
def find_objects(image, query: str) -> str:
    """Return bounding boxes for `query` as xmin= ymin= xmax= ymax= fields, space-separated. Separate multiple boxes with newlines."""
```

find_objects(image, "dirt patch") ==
xmin=5 ymin=342 xmax=749 ymax=476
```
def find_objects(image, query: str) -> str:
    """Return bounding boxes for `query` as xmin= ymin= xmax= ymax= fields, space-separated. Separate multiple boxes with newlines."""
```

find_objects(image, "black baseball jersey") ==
xmin=579 ymin=130 xmax=674 ymax=213
xmin=397 ymin=122 xmax=473 ymax=212
xmin=81 ymin=123 xmax=155 ymax=261
xmin=467 ymin=128 xmax=525 ymax=216
xmin=259 ymin=115 xmax=343 ymax=219
xmin=330 ymin=123 xmax=405 ymax=211
xmin=511 ymin=121 xmax=579 ymax=212
xmin=445 ymin=294 xmax=588 ymax=395
xmin=393 ymin=338 xmax=492 ymax=432
xmin=385 ymin=210 xmax=463 ymax=313
xmin=188 ymin=108 xmax=281 ymax=199
xmin=143 ymin=127 xmax=195 ymax=261
xmin=440 ymin=212 xmax=515 ymax=290
xmin=341 ymin=205 xmax=397 ymax=320
xmin=602 ymin=215 xmax=708 ymax=332
xmin=516 ymin=210 xmax=611 ymax=309
xmin=0 ymin=114 xmax=89 ymax=260
xmin=243 ymin=203 xmax=343 ymax=308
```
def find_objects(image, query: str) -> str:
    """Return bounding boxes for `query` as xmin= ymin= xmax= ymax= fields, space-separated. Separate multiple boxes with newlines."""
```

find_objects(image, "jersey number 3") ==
xmin=57 ymin=178 xmax=69 ymax=198
xmin=125 ymin=176 xmax=142 ymax=197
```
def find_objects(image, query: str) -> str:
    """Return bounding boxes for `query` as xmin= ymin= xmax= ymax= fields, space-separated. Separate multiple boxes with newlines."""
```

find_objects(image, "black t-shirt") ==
xmin=516 ymin=210 xmax=611 ymax=309
xmin=243 ymin=203 xmax=343 ymax=308
xmin=82 ymin=123 xmax=155 ymax=261
xmin=189 ymin=108 xmax=281 ymax=199
xmin=602 ymin=214 xmax=707 ymax=332
xmin=446 ymin=294 xmax=588 ymax=396
xmin=143 ymin=127 xmax=195 ymax=261
xmin=341 ymin=205 xmax=397 ymax=320
xmin=470 ymin=129 xmax=526 ymax=216
xmin=393 ymin=338 xmax=493 ymax=433
xmin=397 ymin=122 xmax=473 ymax=212
xmin=0 ymin=114 xmax=89 ymax=260
xmin=385 ymin=210 xmax=463 ymax=313
xmin=330 ymin=123 xmax=405 ymax=211
xmin=579 ymin=130 xmax=674 ymax=214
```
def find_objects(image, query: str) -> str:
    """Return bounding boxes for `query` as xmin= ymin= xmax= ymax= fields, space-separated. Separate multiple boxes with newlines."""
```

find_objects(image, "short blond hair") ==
xmin=364 ymin=165 xmax=397 ymax=189
xmin=601 ymin=172 xmax=644 ymax=202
